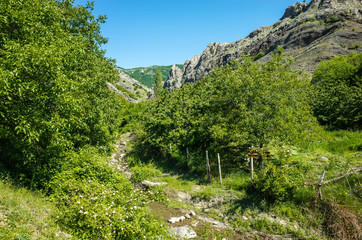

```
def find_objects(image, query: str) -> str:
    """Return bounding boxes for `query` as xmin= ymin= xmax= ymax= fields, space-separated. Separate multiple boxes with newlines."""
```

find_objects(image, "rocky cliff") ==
xmin=164 ymin=0 xmax=362 ymax=90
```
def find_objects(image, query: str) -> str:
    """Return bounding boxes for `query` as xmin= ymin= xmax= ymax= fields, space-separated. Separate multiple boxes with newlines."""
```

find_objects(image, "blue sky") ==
xmin=73 ymin=0 xmax=309 ymax=69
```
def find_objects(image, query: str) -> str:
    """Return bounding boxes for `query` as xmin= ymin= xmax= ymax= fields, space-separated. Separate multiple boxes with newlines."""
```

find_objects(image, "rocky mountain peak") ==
xmin=163 ymin=0 xmax=362 ymax=91
xmin=163 ymin=65 xmax=183 ymax=91
xmin=281 ymin=2 xmax=308 ymax=20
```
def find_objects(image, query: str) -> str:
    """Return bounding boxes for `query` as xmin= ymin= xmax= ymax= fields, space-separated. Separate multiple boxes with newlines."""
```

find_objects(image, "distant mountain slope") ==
xmin=120 ymin=65 xmax=183 ymax=88
xmin=107 ymin=69 xmax=152 ymax=103
xmin=164 ymin=0 xmax=362 ymax=90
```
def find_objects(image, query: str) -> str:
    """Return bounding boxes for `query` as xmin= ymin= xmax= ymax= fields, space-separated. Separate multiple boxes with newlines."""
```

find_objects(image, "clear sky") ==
xmin=73 ymin=0 xmax=309 ymax=69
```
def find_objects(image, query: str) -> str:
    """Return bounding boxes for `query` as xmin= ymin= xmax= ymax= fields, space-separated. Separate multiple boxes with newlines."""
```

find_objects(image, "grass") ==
xmin=124 ymin=129 xmax=361 ymax=239
xmin=0 ymin=180 xmax=72 ymax=240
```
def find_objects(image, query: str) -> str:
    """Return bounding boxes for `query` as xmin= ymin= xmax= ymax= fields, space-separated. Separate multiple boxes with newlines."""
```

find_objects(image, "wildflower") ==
xmin=242 ymin=216 xmax=248 ymax=220
xmin=93 ymin=214 xmax=97 ymax=218
xmin=84 ymin=211 xmax=88 ymax=214
xmin=79 ymin=210 xmax=83 ymax=214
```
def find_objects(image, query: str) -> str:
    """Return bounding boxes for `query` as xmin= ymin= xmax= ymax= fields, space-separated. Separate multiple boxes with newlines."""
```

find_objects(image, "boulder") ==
xmin=170 ymin=226 xmax=197 ymax=239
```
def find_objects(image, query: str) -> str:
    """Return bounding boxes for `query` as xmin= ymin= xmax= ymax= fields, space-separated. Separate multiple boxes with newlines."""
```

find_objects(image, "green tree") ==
xmin=311 ymin=53 xmax=362 ymax=129
xmin=141 ymin=53 xmax=323 ymax=172
xmin=0 ymin=0 xmax=124 ymax=186
xmin=154 ymin=69 xmax=163 ymax=97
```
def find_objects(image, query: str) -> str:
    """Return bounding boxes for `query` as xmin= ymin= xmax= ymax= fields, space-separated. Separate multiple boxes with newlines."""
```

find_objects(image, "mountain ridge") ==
xmin=164 ymin=0 xmax=362 ymax=91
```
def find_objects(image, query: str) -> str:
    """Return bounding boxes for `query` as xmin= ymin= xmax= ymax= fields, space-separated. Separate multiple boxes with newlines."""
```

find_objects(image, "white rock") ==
xmin=141 ymin=180 xmax=167 ymax=187
xmin=185 ymin=214 xmax=191 ymax=219
xmin=168 ymin=217 xmax=180 ymax=224
xmin=317 ymin=156 xmax=329 ymax=162
xmin=170 ymin=226 xmax=197 ymax=239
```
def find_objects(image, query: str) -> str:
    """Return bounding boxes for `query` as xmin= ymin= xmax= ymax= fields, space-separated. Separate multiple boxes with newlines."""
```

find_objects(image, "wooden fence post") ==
xmin=217 ymin=153 xmax=222 ymax=185
xmin=250 ymin=157 xmax=254 ymax=182
xmin=206 ymin=150 xmax=211 ymax=182
xmin=314 ymin=170 xmax=325 ymax=202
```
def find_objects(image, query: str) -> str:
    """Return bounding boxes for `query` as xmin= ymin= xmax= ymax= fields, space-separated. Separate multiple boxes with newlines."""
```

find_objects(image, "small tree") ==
xmin=154 ymin=69 xmax=163 ymax=97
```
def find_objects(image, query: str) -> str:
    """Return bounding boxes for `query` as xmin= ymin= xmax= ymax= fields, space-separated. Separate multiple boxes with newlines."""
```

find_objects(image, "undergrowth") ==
xmin=0 ymin=180 xmax=72 ymax=239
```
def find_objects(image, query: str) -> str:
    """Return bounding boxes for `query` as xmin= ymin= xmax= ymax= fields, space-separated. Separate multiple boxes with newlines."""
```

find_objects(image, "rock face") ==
xmin=163 ymin=64 xmax=183 ymax=91
xmin=164 ymin=0 xmax=362 ymax=91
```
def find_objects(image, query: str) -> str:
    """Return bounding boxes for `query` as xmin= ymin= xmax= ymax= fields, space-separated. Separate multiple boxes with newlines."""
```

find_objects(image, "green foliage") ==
xmin=253 ymin=51 xmax=265 ymax=61
xmin=254 ymin=161 xmax=304 ymax=202
xmin=121 ymin=65 xmax=183 ymax=88
xmin=131 ymin=164 xmax=162 ymax=183
xmin=140 ymin=53 xmax=322 ymax=173
xmin=0 ymin=0 xmax=125 ymax=187
xmin=0 ymin=180 xmax=71 ymax=239
xmin=48 ymin=147 xmax=170 ymax=239
xmin=311 ymin=53 xmax=362 ymax=129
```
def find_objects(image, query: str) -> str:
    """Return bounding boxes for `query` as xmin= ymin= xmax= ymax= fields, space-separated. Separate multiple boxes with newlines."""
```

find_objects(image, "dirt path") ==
xmin=109 ymin=133 xmax=293 ymax=239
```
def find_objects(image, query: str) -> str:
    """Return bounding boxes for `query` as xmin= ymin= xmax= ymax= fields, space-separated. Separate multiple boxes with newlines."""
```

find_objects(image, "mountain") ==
xmin=120 ymin=65 xmax=183 ymax=88
xmin=164 ymin=0 xmax=362 ymax=90
xmin=107 ymin=69 xmax=152 ymax=103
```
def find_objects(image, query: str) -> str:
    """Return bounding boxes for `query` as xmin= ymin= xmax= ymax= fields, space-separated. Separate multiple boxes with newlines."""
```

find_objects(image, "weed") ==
xmin=130 ymin=163 xmax=162 ymax=183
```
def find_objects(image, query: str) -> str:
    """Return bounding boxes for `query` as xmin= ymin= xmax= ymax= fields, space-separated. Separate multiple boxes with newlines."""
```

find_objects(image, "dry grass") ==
xmin=316 ymin=200 xmax=361 ymax=240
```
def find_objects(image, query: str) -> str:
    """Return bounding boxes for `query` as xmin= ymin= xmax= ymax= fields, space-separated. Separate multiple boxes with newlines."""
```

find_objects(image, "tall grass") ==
xmin=0 ymin=180 xmax=71 ymax=239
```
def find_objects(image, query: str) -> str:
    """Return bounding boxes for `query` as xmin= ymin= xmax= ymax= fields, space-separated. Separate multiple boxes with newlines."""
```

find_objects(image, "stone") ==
xmin=189 ymin=210 xmax=196 ymax=216
xmin=170 ymin=226 xmax=197 ymax=239
xmin=191 ymin=221 xmax=199 ymax=227
xmin=317 ymin=156 xmax=329 ymax=161
xmin=185 ymin=214 xmax=191 ymax=219
xmin=174 ymin=191 xmax=192 ymax=202
xmin=163 ymin=65 xmax=183 ymax=92
xmin=141 ymin=180 xmax=167 ymax=188
xmin=168 ymin=217 xmax=181 ymax=224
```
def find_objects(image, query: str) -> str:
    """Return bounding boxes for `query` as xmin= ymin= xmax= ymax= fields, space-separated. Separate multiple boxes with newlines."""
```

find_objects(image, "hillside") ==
xmin=1 ymin=0 xmax=361 ymax=239
xmin=107 ymin=69 xmax=152 ymax=103
xmin=121 ymin=65 xmax=183 ymax=88
xmin=164 ymin=0 xmax=362 ymax=90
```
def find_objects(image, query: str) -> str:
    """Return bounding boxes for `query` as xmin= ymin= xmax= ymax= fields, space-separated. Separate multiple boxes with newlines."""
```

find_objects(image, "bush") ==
xmin=311 ymin=53 xmax=362 ymax=129
xmin=130 ymin=164 xmax=162 ymax=183
xmin=253 ymin=148 xmax=305 ymax=203
xmin=48 ymin=147 xmax=171 ymax=239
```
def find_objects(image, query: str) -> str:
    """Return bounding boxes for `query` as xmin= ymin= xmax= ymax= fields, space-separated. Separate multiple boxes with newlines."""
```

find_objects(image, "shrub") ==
xmin=130 ymin=164 xmax=162 ymax=183
xmin=311 ymin=53 xmax=362 ymax=129
xmin=48 ymin=147 xmax=171 ymax=239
